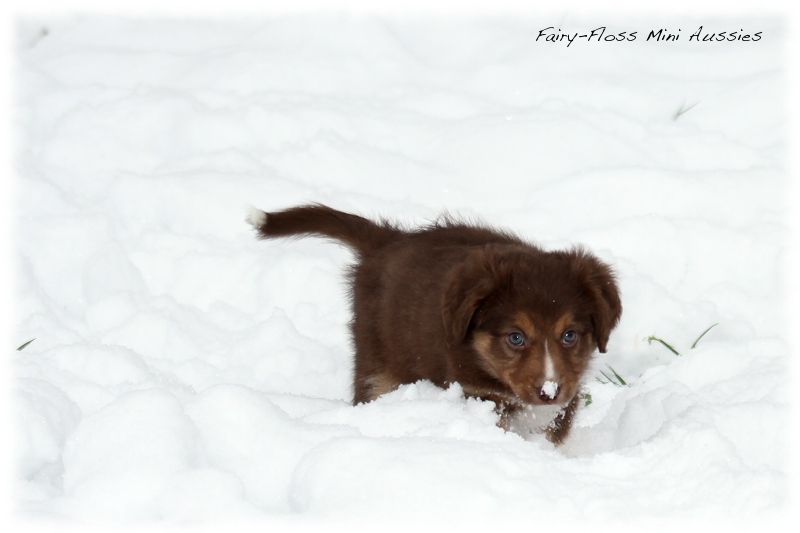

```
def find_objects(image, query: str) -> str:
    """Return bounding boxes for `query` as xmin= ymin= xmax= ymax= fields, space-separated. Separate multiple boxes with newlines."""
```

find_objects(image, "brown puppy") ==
xmin=248 ymin=204 xmax=621 ymax=444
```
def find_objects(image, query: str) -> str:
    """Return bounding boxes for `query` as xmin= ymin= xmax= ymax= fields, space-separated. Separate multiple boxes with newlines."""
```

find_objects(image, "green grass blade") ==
xmin=646 ymin=335 xmax=682 ymax=356
xmin=17 ymin=338 xmax=36 ymax=351
xmin=581 ymin=393 xmax=593 ymax=407
xmin=599 ymin=370 xmax=622 ymax=387
xmin=606 ymin=364 xmax=627 ymax=386
xmin=673 ymin=101 xmax=699 ymax=120
xmin=691 ymin=323 xmax=719 ymax=349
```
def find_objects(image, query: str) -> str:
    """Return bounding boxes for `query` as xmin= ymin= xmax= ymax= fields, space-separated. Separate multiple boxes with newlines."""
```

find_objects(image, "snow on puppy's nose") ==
xmin=541 ymin=380 xmax=559 ymax=399
xmin=538 ymin=380 xmax=560 ymax=402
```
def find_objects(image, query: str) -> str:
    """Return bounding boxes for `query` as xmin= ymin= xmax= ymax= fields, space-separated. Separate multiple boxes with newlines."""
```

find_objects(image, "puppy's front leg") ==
xmin=496 ymin=404 xmax=518 ymax=432
xmin=545 ymin=394 xmax=580 ymax=445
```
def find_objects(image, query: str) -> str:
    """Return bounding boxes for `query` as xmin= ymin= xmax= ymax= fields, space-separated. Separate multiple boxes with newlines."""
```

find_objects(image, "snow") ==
xmin=541 ymin=380 xmax=558 ymax=400
xmin=10 ymin=11 xmax=791 ymax=529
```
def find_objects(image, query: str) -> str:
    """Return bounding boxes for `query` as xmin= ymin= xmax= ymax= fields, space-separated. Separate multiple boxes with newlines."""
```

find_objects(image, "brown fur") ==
xmin=249 ymin=203 xmax=621 ymax=445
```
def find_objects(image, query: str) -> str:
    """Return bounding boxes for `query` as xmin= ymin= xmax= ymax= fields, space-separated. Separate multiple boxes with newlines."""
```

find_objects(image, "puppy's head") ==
xmin=442 ymin=244 xmax=621 ymax=407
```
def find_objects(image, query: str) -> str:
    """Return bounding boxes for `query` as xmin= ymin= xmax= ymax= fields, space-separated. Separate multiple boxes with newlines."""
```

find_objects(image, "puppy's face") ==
xmin=442 ymin=245 xmax=621 ymax=408
xmin=471 ymin=309 xmax=594 ymax=407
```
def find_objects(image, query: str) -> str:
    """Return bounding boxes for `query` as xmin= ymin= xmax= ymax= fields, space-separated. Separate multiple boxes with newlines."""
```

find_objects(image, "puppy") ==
xmin=248 ymin=204 xmax=621 ymax=444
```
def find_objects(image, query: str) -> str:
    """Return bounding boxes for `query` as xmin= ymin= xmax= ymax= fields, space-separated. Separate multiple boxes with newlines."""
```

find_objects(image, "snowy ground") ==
xmin=11 ymin=12 xmax=790 ymax=528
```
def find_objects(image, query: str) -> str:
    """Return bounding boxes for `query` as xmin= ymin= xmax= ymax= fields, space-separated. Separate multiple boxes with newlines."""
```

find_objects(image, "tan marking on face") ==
xmin=513 ymin=312 xmax=536 ymax=337
xmin=361 ymin=372 xmax=401 ymax=401
xmin=472 ymin=331 xmax=493 ymax=356
xmin=471 ymin=331 xmax=504 ymax=380
xmin=554 ymin=313 xmax=576 ymax=337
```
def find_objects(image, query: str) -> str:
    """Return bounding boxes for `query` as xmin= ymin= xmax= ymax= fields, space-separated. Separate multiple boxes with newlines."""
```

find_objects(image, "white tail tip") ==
xmin=247 ymin=206 xmax=267 ymax=228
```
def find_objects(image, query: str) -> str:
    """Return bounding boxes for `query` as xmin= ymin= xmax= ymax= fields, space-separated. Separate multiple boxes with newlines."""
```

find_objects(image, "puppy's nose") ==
xmin=536 ymin=381 xmax=560 ymax=403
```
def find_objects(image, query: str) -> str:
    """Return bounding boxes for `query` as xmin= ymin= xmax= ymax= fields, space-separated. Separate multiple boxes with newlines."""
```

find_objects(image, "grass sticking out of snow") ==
xmin=17 ymin=339 xmax=36 ymax=351
xmin=646 ymin=323 xmax=720 ymax=357
xmin=597 ymin=364 xmax=628 ymax=387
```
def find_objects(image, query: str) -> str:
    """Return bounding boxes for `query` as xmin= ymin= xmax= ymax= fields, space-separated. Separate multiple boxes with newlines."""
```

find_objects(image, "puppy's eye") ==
xmin=562 ymin=330 xmax=578 ymax=346
xmin=507 ymin=332 xmax=525 ymax=347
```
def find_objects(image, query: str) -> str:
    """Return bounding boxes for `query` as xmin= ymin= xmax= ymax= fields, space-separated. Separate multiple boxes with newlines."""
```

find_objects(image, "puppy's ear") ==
xmin=565 ymin=247 xmax=622 ymax=353
xmin=441 ymin=248 xmax=498 ymax=348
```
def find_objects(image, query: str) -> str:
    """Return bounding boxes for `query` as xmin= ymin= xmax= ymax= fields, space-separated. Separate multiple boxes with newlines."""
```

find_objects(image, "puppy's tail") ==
xmin=247 ymin=203 xmax=400 ymax=255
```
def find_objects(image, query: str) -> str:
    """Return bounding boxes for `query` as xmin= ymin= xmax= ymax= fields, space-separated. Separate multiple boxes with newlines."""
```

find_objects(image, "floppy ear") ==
xmin=441 ymin=248 xmax=498 ymax=348
xmin=566 ymin=247 xmax=622 ymax=353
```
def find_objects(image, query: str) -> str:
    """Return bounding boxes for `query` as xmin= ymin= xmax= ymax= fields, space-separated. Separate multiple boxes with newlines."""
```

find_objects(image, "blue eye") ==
xmin=507 ymin=332 xmax=525 ymax=347
xmin=562 ymin=330 xmax=578 ymax=346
